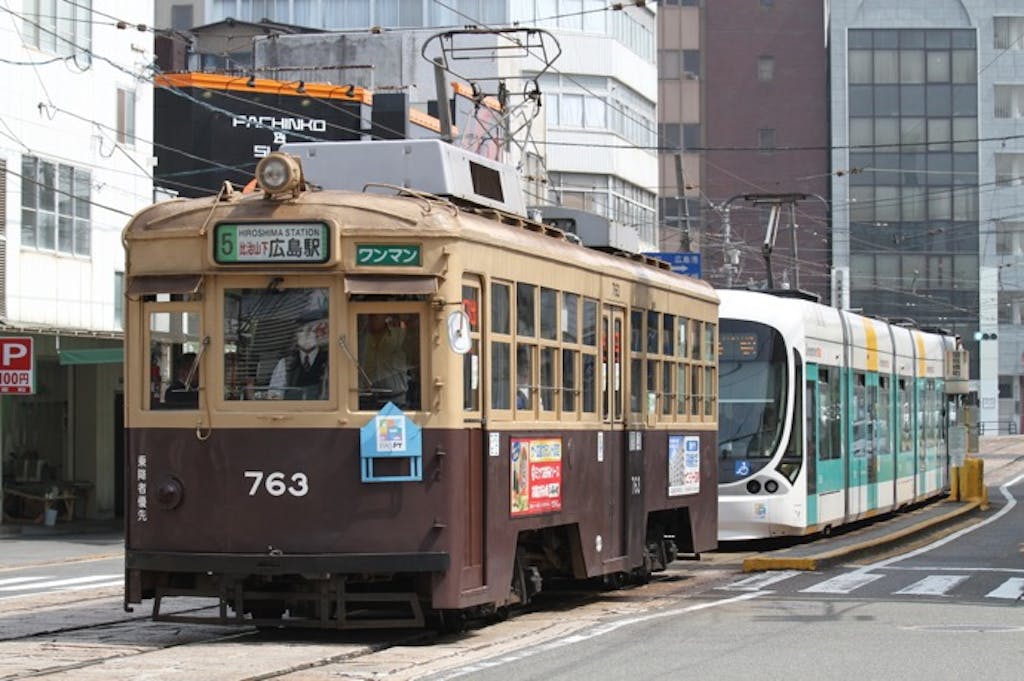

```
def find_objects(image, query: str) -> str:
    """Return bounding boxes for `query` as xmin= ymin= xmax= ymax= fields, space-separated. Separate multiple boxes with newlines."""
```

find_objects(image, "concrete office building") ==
xmin=0 ymin=2 xmax=155 ymax=524
xmin=829 ymin=0 xmax=1015 ymax=432
xmin=659 ymin=0 xmax=1010 ymax=431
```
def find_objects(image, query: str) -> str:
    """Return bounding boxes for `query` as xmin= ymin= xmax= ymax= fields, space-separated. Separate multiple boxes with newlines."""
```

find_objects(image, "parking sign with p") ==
xmin=0 ymin=337 xmax=34 ymax=394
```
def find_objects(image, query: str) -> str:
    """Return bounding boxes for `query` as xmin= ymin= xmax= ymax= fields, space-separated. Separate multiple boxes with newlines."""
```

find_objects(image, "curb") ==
xmin=741 ymin=500 xmax=983 ymax=572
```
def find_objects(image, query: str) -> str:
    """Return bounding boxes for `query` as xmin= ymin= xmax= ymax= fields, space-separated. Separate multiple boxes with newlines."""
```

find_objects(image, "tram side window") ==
xmin=581 ymin=298 xmax=598 ymax=413
xmin=818 ymin=368 xmax=842 ymax=460
xmin=877 ymin=376 xmax=891 ymax=456
xmin=539 ymin=287 xmax=558 ymax=412
xmin=898 ymin=379 xmax=913 ymax=451
xmin=853 ymin=373 xmax=868 ymax=457
xmin=491 ymin=282 xmax=512 ymax=409
xmin=462 ymin=284 xmax=481 ymax=411
xmin=703 ymin=322 xmax=717 ymax=418
xmin=223 ymin=288 xmax=329 ymax=402
xmin=562 ymin=292 xmax=579 ymax=413
xmin=629 ymin=309 xmax=644 ymax=413
xmin=516 ymin=344 xmax=537 ymax=410
xmin=149 ymin=311 xmax=201 ymax=410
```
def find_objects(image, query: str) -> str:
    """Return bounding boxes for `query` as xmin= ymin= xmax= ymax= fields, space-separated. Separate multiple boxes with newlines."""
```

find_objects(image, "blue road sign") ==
xmin=645 ymin=252 xmax=702 ymax=277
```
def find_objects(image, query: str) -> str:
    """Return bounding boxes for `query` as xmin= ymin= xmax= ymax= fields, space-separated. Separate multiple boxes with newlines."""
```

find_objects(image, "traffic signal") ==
xmin=973 ymin=331 xmax=998 ymax=341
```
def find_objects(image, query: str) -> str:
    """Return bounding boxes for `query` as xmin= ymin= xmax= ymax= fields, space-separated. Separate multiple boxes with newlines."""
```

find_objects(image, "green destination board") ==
xmin=215 ymin=222 xmax=330 ymax=264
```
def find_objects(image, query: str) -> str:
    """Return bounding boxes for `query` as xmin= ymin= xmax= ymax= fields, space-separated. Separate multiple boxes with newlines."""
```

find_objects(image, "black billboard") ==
xmin=154 ymin=73 xmax=371 ymax=197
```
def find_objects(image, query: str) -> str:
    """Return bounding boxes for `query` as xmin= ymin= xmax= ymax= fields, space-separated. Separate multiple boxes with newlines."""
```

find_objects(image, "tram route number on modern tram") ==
xmin=244 ymin=470 xmax=310 ymax=497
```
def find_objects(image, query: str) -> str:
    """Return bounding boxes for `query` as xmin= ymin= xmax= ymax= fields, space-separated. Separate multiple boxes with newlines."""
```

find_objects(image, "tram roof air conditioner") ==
xmin=279 ymin=139 xmax=527 ymax=217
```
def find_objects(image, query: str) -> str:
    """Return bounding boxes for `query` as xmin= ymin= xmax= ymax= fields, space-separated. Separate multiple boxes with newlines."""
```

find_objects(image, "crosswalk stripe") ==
xmin=894 ymin=575 xmax=968 ymax=596
xmin=0 ymin=574 xmax=120 ymax=592
xmin=800 ymin=572 xmax=883 ymax=594
xmin=718 ymin=570 xmax=801 ymax=591
xmin=986 ymin=578 xmax=1024 ymax=600
xmin=65 ymin=580 xmax=122 ymax=591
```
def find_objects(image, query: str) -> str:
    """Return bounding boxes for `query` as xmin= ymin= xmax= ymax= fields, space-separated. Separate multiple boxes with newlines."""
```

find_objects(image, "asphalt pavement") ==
xmin=2 ymin=435 xmax=1022 ymax=573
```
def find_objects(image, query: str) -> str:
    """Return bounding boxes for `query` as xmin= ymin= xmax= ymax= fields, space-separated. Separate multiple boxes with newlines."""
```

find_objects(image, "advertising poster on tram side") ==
xmin=668 ymin=434 xmax=701 ymax=496
xmin=510 ymin=437 xmax=563 ymax=516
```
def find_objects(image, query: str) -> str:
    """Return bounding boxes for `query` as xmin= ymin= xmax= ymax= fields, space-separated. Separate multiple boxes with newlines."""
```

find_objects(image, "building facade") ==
xmin=829 ymin=0 xmax=1011 ymax=432
xmin=161 ymin=0 xmax=661 ymax=251
xmin=1 ymin=1 xmax=154 ymax=523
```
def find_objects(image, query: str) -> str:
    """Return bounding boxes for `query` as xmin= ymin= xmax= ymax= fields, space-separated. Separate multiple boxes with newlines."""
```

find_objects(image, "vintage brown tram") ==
xmin=122 ymin=141 xmax=719 ymax=628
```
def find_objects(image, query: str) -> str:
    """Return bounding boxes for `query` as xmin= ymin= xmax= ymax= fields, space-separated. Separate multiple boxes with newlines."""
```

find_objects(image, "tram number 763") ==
xmin=244 ymin=470 xmax=310 ymax=497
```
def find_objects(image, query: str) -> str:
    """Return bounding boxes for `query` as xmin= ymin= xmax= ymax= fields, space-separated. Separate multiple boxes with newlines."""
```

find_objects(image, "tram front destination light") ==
xmin=256 ymin=152 xmax=302 ymax=195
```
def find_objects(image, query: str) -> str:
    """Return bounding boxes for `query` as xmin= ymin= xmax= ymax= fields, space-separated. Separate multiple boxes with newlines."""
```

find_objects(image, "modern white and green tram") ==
xmin=717 ymin=289 xmax=964 ymax=540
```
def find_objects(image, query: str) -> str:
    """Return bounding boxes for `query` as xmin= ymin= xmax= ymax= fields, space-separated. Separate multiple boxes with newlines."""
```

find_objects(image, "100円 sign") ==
xmin=0 ymin=337 xmax=34 ymax=394
xmin=214 ymin=222 xmax=329 ymax=264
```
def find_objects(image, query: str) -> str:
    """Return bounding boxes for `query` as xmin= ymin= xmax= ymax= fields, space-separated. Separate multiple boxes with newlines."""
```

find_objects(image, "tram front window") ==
xmin=718 ymin=319 xmax=787 ymax=484
xmin=357 ymin=312 xmax=421 ymax=411
xmin=224 ymin=287 xmax=329 ymax=401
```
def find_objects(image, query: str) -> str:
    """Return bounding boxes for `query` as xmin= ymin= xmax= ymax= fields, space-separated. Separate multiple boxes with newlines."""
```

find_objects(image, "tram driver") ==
xmin=359 ymin=313 xmax=413 ymax=409
xmin=268 ymin=310 xmax=329 ymax=400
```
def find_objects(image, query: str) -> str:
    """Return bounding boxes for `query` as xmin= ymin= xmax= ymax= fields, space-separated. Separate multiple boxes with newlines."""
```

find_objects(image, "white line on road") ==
xmin=0 ymin=576 xmax=50 ymax=587
xmin=986 ymin=578 xmax=1024 ymax=600
xmin=717 ymin=570 xmax=802 ymax=591
xmin=893 ymin=575 xmax=969 ymax=596
xmin=800 ymin=572 xmax=883 ymax=594
xmin=0 ymin=574 xmax=120 ymax=591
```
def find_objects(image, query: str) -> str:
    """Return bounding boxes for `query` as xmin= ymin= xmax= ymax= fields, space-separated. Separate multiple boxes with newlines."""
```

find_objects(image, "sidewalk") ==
xmin=0 ymin=518 xmax=123 ymax=570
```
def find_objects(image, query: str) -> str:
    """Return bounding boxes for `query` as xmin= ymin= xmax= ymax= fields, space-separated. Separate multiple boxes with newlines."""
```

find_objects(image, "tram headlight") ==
xmin=255 ymin=152 xmax=303 ymax=197
xmin=746 ymin=479 xmax=762 ymax=494
xmin=764 ymin=480 xmax=779 ymax=494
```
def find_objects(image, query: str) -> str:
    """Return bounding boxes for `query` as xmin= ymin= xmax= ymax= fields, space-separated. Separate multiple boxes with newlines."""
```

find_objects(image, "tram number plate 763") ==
xmin=244 ymin=470 xmax=309 ymax=497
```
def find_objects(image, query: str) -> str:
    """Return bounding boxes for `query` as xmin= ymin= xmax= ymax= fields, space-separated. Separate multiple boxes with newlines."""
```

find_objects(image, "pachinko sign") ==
xmin=510 ymin=437 xmax=562 ymax=516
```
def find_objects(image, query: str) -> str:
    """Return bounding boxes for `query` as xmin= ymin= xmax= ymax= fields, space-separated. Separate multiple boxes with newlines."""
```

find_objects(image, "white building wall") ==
xmin=1 ymin=3 xmax=155 ymax=332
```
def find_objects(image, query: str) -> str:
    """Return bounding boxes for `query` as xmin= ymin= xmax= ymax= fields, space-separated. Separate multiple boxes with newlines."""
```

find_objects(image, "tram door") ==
xmin=601 ymin=305 xmax=628 ymax=559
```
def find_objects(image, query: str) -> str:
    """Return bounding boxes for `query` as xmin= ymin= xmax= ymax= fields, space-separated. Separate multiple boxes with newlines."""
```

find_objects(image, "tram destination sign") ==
xmin=214 ymin=222 xmax=330 ymax=264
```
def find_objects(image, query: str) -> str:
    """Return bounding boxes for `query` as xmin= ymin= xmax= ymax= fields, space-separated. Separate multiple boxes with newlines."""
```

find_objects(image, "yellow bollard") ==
xmin=960 ymin=457 xmax=988 ymax=510
xmin=949 ymin=466 xmax=960 ymax=501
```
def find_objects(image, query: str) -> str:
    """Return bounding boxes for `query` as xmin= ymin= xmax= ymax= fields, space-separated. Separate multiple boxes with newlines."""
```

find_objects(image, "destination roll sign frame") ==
xmin=214 ymin=222 xmax=331 ymax=264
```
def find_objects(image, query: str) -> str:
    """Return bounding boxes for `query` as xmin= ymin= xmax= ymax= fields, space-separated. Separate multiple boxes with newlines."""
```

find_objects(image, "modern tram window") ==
xmin=149 ymin=310 xmax=201 ymax=410
xmin=877 ymin=376 xmax=891 ymax=456
xmin=853 ymin=372 xmax=868 ymax=457
xmin=224 ymin=287 xmax=330 ymax=402
xmin=898 ymin=378 xmax=912 ymax=451
xmin=817 ymin=367 xmax=842 ymax=461
xmin=777 ymin=351 xmax=804 ymax=483
xmin=718 ymin=319 xmax=788 ymax=482
xmin=462 ymin=283 xmax=481 ymax=411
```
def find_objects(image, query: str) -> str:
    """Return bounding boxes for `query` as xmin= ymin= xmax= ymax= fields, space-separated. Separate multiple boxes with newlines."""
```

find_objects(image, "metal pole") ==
xmin=433 ymin=58 xmax=453 ymax=143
